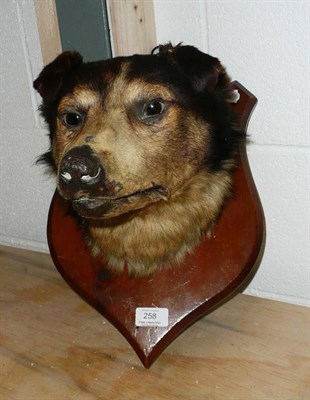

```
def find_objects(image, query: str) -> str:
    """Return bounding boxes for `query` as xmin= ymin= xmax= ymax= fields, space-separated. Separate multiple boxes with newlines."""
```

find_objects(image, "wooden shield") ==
xmin=47 ymin=81 xmax=264 ymax=368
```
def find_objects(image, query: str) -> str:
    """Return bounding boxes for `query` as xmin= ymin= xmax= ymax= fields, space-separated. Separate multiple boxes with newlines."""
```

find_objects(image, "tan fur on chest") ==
xmin=87 ymin=170 xmax=232 ymax=275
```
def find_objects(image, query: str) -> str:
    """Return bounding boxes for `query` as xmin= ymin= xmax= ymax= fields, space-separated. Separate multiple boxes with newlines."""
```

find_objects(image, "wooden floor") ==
xmin=0 ymin=245 xmax=309 ymax=400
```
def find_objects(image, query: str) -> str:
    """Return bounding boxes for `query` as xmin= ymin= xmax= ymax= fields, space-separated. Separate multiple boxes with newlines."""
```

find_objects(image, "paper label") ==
xmin=135 ymin=307 xmax=169 ymax=327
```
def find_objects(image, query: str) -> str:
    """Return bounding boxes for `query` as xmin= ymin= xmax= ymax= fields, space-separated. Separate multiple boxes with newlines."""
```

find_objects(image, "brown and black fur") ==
xmin=34 ymin=43 xmax=242 ymax=276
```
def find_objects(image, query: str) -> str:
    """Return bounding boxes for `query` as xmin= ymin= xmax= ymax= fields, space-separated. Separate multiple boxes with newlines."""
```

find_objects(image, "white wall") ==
xmin=0 ymin=0 xmax=308 ymax=306
xmin=0 ymin=0 xmax=54 ymax=252
xmin=154 ymin=0 xmax=309 ymax=306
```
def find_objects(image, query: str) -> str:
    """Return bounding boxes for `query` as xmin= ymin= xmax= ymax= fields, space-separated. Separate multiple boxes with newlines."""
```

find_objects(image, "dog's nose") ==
xmin=59 ymin=146 xmax=104 ymax=197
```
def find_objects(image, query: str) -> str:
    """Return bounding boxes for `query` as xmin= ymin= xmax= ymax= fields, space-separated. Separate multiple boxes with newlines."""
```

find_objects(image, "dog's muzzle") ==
xmin=58 ymin=145 xmax=108 ymax=199
xmin=58 ymin=145 xmax=169 ymax=219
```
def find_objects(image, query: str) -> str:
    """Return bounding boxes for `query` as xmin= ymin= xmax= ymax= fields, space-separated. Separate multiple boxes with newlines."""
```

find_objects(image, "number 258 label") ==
xmin=135 ymin=308 xmax=169 ymax=327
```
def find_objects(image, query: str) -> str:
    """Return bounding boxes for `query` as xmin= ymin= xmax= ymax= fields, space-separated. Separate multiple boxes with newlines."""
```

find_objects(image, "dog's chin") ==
xmin=70 ymin=185 xmax=169 ymax=219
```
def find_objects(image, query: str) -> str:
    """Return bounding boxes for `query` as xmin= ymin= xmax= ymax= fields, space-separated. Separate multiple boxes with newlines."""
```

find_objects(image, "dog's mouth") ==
xmin=71 ymin=184 xmax=169 ymax=219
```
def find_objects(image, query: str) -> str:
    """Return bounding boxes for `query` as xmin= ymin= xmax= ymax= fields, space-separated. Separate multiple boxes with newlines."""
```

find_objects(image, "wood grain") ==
xmin=0 ymin=245 xmax=309 ymax=399
xmin=34 ymin=0 xmax=62 ymax=65
xmin=107 ymin=0 xmax=156 ymax=56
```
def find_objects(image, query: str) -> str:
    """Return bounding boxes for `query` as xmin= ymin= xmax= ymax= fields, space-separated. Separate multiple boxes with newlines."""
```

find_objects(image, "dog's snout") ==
xmin=59 ymin=146 xmax=104 ymax=197
xmin=60 ymin=159 xmax=101 ymax=185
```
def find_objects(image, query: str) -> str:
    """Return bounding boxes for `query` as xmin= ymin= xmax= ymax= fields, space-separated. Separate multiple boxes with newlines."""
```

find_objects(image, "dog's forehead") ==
xmin=76 ymin=55 xmax=165 ymax=85
xmin=64 ymin=55 xmax=181 ymax=106
xmin=108 ymin=57 xmax=178 ymax=102
xmin=99 ymin=54 xmax=174 ymax=83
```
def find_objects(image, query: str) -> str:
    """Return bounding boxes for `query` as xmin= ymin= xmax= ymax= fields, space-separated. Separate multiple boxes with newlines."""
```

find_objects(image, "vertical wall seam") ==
xmin=16 ymin=1 xmax=40 ymax=128
xmin=105 ymin=1 xmax=115 ymax=56
xmin=199 ymin=0 xmax=210 ymax=53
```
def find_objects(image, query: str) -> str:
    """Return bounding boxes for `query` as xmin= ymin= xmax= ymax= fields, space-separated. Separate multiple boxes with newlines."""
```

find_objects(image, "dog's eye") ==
xmin=141 ymin=99 xmax=166 ymax=121
xmin=61 ymin=112 xmax=84 ymax=128
xmin=144 ymin=100 xmax=164 ymax=116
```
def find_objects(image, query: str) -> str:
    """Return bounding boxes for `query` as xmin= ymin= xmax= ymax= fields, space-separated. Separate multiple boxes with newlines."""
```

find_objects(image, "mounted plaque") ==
xmin=47 ymin=81 xmax=264 ymax=367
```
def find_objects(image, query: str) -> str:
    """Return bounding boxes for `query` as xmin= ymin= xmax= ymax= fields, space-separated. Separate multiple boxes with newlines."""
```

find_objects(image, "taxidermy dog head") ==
xmin=34 ymin=43 xmax=241 ymax=276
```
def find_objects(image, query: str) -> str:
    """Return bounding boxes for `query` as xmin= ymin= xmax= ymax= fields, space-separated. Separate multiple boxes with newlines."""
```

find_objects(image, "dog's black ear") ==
xmin=153 ymin=43 xmax=230 ymax=97
xmin=33 ymin=51 xmax=83 ymax=102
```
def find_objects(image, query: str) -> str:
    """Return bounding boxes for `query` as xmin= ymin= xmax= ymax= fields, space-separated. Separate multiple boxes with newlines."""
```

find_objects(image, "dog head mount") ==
xmin=34 ymin=44 xmax=241 ymax=274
